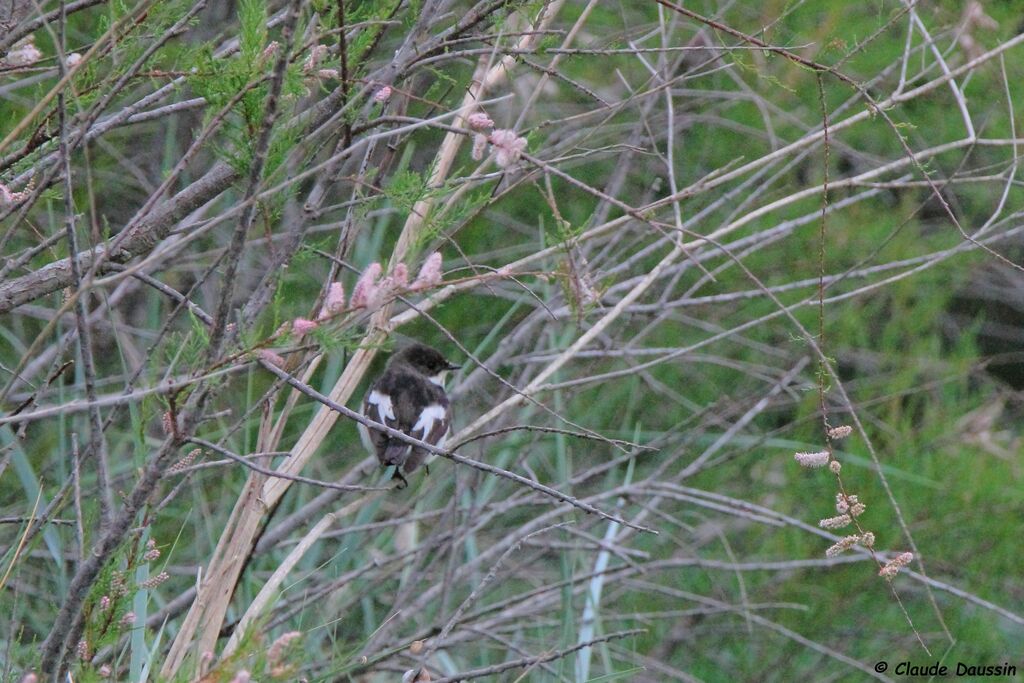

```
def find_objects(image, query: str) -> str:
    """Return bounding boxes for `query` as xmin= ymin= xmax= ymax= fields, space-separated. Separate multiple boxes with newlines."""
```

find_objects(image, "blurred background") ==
xmin=1 ymin=1 xmax=1022 ymax=680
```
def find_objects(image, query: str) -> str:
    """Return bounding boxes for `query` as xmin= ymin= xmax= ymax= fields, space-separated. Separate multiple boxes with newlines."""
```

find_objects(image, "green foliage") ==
xmin=416 ymin=181 xmax=492 ymax=251
xmin=185 ymin=0 xmax=304 ymax=188
xmin=385 ymin=168 xmax=431 ymax=213
xmin=2 ymin=1 xmax=1023 ymax=681
xmin=71 ymin=535 xmax=159 ymax=680
xmin=238 ymin=0 xmax=269 ymax=68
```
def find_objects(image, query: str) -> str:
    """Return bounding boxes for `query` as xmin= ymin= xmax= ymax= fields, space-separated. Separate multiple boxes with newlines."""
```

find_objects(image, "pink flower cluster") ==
xmin=349 ymin=253 xmax=443 ymax=310
xmin=256 ymin=255 xmax=444 ymax=370
xmin=467 ymin=112 xmax=493 ymax=129
xmin=825 ymin=531 xmax=874 ymax=558
xmin=4 ymin=38 xmax=41 ymax=67
xmin=489 ymin=129 xmax=527 ymax=168
xmin=268 ymin=630 xmax=302 ymax=676
xmin=167 ymin=448 xmax=200 ymax=475
xmin=302 ymin=45 xmax=342 ymax=80
xmin=261 ymin=41 xmax=280 ymax=60
xmin=143 ymin=538 xmax=160 ymax=562
xmin=878 ymin=551 xmax=914 ymax=579
xmin=411 ymin=252 xmax=442 ymax=290
xmin=0 ymin=181 xmax=33 ymax=207
xmin=349 ymin=262 xmax=383 ymax=309
xmin=292 ymin=317 xmax=318 ymax=336
xmin=467 ymin=114 xmax=527 ymax=167
xmin=317 ymin=281 xmax=346 ymax=321
xmin=139 ymin=571 xmax=169 ymax=589
xmin=827 ymin=424 xmax=852 ymax=440
xmin=161 ymin=411 xmax=175 ymax=438
xmin=303 ymin=44 xmax=328 ymax=72
xmin=467 ymin=111 xmax=494 ymax=161
xmin=793 ymin=450 xmax=829 ymax=468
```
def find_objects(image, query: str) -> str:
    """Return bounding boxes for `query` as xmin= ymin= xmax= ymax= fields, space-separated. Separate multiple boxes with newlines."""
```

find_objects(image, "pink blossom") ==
xmin=65 ymin=52 xmax=83 ymax=68
xmin=0 ymin=183 xmax=31 ymax=207
xmin=793 ymin=450 xmax=829 ymax=468
xmin=489 ymin=129 xmax=527 ymax=168
xmin=121 ymin=612 xmax=136 ymax=626
xmin=364 ymin=288 xmax=388 ymax=311
xmin=391 ymin=263 xmax=409 ymax=288
xmin=292 ymin=318 xmax=318 ymax=336
xmin=879 ymin=551 xmax=914 ymax=578
xmin=5 ymin=39 xmax=41 ymax=67
xmin=319 ymin=281 xmax=346 ymax=320
xmin=140 ymin=571 xmax=169 ymax=588
xmin=229 ymin=671 xmax=251 ymax=683
xmin=98 ymin=665 xmax=112 ymax=678
xmin=824 ymin=534 xmax=860 ymax=558
xmin=411 ymin=252 xmax=443 ymax=290
xmin=818 ymin=514 xmax=851 ymax=530
xmin=268 ymin=631 xmax=302 ymax=667
xmin=110 ymin=571 xmax=128 ymax=596
xmin=261 ymin=41 xmax=280 ymax=60
xmin=303 ymin=44 xmax=328 ymax=72
xmin=317 ymin=68 xmax=340 ymax=80
xmin=167 ymin=448 xmax=200 ymax=475
xmin=161 ymin=411 xmax=174 ymax=437
xmin=19 ymin=674 xmax=38 ymax=683
xmin=467 ymin=112 xmax=493 ymax=130
xmin=374 ymin=85 xmax=392 ymax=102
xmin=835 ymin=493 xmax=863 ymax=515
xmin=471 ymin=133 xmax=487 ymax=161
xmin=99 ymin=595 xmax=111 ymax=610
xmin=350 ymin=262 xmax=382 ymax=308
xmin=827 ymin=425 xmax=853 ymax=440
xmin=257 ymin=349 xmax=286 ymax=368
xmin=370 ymin=272 xmax=397 ymax=307
xmin=373 ymin=265 xmax=408 ymax=308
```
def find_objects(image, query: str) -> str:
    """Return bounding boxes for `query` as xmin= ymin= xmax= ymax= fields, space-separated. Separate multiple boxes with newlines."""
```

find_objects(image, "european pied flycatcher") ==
xmin=360 ymin=344 xmax=459 ymax=486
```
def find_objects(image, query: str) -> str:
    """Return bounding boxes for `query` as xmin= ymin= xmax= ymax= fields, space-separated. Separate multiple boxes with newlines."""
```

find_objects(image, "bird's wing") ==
xmin=362 ymin=387 xmax=398 ymax=464
xmin=403 ymin=398 xmax=451 ymax=473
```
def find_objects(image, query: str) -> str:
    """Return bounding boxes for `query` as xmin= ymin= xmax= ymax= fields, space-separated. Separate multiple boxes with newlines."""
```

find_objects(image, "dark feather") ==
xmin=362 ymin=365 xmax=451 ymax=475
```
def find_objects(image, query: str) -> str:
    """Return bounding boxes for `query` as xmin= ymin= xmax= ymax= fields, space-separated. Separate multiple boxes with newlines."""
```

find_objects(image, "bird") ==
xmin=359 ymin=343 xmax=459 ymax=487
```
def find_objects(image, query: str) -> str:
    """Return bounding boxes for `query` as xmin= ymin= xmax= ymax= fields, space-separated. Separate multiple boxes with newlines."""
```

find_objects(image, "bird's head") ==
xmin=391 ymin=344 xmax=460 ymax=386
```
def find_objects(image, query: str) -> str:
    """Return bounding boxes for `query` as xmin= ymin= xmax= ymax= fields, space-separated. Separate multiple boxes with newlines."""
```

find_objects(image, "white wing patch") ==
xmin=367 ymin=390 xmax=396 ymax=422
xmin=413 ymin=404 xmax=447 ymax=440
xmin=357 ymin=421 xmax=374 ymax=454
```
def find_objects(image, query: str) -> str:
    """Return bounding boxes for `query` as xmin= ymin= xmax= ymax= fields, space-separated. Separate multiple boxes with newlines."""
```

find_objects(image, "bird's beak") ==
xmin=446 ymin=362 xmax=462 ymax=371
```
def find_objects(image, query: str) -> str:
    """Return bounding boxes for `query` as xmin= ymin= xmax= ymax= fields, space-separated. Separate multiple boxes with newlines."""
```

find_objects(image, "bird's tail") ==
xmin=383 ymin=440 xmax=411 ymax=468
